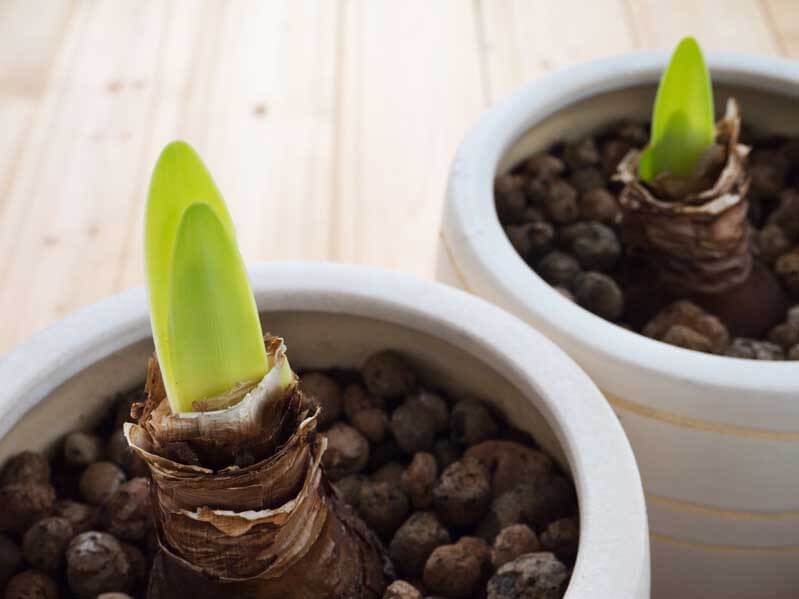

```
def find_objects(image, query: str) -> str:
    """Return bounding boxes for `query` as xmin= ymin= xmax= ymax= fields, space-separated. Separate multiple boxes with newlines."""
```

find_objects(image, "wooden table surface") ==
xmin=0 ymin=0 xmax=796 ymax=356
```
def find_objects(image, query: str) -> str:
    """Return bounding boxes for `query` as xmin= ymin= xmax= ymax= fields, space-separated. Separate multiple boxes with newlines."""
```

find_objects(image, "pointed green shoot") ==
xmin=145 ymin=142 xmax=267 ymax=413
xmin=167 ymin=203 xmax=267 ymax=411
xmin=638 ymin=37 xmax=715 ymax=182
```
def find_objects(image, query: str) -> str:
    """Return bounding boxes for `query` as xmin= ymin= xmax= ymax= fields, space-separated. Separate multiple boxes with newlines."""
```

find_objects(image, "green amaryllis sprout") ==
xmin=145 ymin=142 xmax=268 ymax=413
xmin=131 ymin=142 xmax=388 ymax=599
xmin=638 ymin=37 xmax=715 ymax=182
xmin=617 ymin=37 xmax=786 ymax=333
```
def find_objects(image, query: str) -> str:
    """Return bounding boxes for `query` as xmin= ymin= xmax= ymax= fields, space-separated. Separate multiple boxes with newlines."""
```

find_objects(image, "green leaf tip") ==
xmin=145 ymin=142 xmax=267 ymax=413
xmin=168 ymin=203 xmax=268 ymax=411
xmin=638 ymin=36 xmax=715 ymax=182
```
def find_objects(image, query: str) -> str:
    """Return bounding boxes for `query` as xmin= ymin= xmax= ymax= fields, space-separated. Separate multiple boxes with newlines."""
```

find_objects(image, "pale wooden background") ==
xmin=0 ymin=0 xmax=796 ymax=356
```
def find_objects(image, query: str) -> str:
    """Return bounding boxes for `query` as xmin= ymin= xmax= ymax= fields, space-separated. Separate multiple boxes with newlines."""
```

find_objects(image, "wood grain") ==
xmin=332 ymin=0 xmax=484 ymax=275
xmin=477 ymin=0 xmax=637 ymax=103
xmin=0 ymin=0 xmax=794 ymax=355
xmin=762 ymin=0 xmax=799 ymax=56
xmin=625 ymin=0 xmax=781 ymax=53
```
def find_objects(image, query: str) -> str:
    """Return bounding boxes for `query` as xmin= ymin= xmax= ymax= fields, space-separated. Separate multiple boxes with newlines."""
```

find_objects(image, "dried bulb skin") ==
xmin=126 ymin=337 xmax=388 ymax=599
xmin=618 ymin=100 xmax=753 ymax=296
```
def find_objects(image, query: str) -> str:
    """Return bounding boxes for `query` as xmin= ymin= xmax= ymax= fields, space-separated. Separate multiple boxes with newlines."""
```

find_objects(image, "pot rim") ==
xmin=0 ymin=261 xmax=648 ymax=597
xmin=444 ymin=50 xmax=799 ymax=407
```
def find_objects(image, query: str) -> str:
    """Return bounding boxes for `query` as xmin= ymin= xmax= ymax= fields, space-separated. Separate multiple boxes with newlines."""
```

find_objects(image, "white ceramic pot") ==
xmin=0 ymin=262 xmax=646 ymax=598
xmin=441 ymin=52 xmax=799 ymax=599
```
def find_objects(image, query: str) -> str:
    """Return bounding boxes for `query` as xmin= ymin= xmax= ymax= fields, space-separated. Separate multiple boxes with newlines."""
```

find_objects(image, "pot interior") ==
xmin=0 ymin=310 xmax=567 ymax=472
xmin=498 ymin=81 xmax=799 ymax=175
